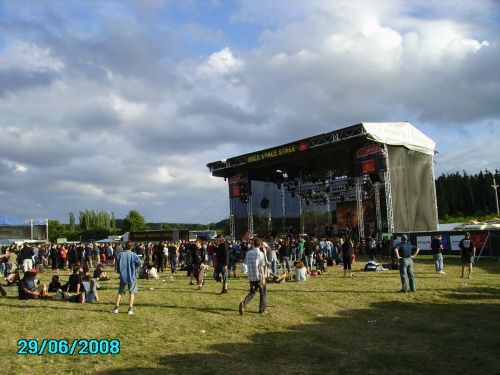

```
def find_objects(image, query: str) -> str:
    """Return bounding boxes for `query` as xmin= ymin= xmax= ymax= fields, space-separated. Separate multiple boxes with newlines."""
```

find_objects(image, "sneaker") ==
xmin=238 ymin=302 xmax=244 ymax=315
xmin=438 ymin=271 xmax=445 ymax=274
xmin=127 ymin=308 xmax=134 ymax=315
xmin=111 ymin=307 xmax=119 ymax=314
xmin=220 ymin=289 xmax=228 ymax=295
xmin=259 ymin=310 xmax=269 ymax=316
xmin=398 ymin=289 xmax=408 ymax=293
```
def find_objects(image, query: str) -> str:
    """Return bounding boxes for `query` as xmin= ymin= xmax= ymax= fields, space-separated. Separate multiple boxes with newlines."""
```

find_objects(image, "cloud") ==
xmin=182 ymin=22 xmax=224 ymax=44
xmin=0 ymin=0 xmax=498 ymax=223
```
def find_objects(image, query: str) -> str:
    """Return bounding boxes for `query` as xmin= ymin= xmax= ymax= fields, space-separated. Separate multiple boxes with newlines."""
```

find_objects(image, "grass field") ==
xmin=1 ymin=256 xmax=499 ymax=375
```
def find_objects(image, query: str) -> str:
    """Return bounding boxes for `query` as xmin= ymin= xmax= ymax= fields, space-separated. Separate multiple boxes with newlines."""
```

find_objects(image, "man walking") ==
xmin=459 ymin=232 xmax=475 ymax=279
xmin=431 ymin=234 xmax=445 ymax=274
xmin=112 ymin=241 xmax=141 ymax=315
xmin=394 ymin=234 xmax=420 ymax=292
xmin=214 ymin=239 xmax=229 ymax=294
xmin=239 ymin=238 xmax=267 ymax=315
xmin=191 ymin=240 xmax=207 ymax=290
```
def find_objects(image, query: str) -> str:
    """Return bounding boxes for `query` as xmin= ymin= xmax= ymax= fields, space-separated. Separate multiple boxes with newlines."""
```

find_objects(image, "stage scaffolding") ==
xmin=209 ymin=122 xmax=437 ymax=239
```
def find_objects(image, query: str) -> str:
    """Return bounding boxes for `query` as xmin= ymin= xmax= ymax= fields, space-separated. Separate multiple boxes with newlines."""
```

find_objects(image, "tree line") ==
xmin=436 ymin=169 xmax=499 ymax=220
xmin=48 ymin=210 xmax=223 ymax=242
xmin=46 ymin=169 xmax=499 ymax=241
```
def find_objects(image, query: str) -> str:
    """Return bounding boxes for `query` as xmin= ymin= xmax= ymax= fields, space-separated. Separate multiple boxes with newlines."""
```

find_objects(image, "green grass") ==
xmin=1 ymin=256 xmax=499 ymax=374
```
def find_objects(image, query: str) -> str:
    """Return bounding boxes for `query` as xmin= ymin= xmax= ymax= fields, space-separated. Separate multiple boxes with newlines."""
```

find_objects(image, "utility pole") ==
xmin=493 ymin=176 xmax=499 ymax=216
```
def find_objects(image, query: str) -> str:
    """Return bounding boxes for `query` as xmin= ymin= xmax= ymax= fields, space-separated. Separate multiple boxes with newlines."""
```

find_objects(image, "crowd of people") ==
xmin=0 ymin=231 xmax=477 ymax=314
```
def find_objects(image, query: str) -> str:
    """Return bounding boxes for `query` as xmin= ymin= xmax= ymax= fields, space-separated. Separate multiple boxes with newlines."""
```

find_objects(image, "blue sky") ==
xmin=0 ymin=0 xmax=499 ymax=223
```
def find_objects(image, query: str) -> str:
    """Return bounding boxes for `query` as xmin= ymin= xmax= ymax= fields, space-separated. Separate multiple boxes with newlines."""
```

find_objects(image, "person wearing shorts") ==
xmin=459 ymin=232 xmax=475 ymax=279
xmin=112 ymin=241 xmax=141 ymax=315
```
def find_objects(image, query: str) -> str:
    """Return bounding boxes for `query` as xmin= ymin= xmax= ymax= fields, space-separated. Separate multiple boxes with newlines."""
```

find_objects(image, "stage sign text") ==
xmin=247 ymin=145 xmax=296 ymax=163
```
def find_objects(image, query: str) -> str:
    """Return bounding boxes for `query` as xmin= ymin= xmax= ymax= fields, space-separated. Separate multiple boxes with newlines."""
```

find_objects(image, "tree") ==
xmin=123 ymin=210 xmax=148 ymax=232
xmin=69 ymin=212 xmax=76 ymax=233
xmin=111 ymin=212 xmax=116 ymax=232
xmin=48 ymin=219 xmax=64 ymax=243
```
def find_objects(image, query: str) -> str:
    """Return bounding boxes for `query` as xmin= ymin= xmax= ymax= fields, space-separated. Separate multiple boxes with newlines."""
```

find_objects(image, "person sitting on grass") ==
xmin=315 ymin=251 xmax=326 ymax=273
xmin=293 ymin=261 xmax=308 ymax=282
xmin=6 ymin=268 xmax=20 ymax=286
xmin=57 ymin=274 xmax=99 ymax=303
xmin=93 ymin=263 xmax=109 ymax=281
xmin=266 ymin=274 xmax=288 ymax=283
xmin=65 ymin=266 xmax=83 ymax=293
xmin=18 ymin=269 xmax=50 ymax=299
xmin=364 ymin=256 xmax=382 ymax=272
xmin=48 ymin=275 xmax=63 ymax=293
xmin=147 ymin=263 xmax=159 ymax=279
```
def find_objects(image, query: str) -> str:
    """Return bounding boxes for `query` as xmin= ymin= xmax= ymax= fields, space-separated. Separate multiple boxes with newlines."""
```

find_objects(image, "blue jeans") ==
xmin=271 ymin=261 xmax=278 ymax=275
xmin=399 ymin=258 xmax=416 ymax=291
xmin=214 ymin=263 xmax=228 ymax=283
xmin=170 ymin=257 xmax=178 ymax=273
xmin=304 ymin=255 xmax=314 ymax=270
xmin=433 ymin=253 xmax=443 ymax=272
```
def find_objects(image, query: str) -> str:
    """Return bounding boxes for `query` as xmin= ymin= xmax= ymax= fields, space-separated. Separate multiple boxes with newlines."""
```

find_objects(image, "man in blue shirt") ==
xmin=112 ymin=241 xmax=141 ymax=315
xmin=394 ymin=234 xmax=419 ymax=292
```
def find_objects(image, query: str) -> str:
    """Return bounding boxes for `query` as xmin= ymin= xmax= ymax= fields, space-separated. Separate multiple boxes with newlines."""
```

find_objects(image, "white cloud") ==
xmin=0 ymin=40 xmax=64 ymax=72
xmin=198 ymin=47 xmax=242 ymax=76
xmin=58 ymin=181 xmax=105 ymax=197
xmin=0 ymin=0 xmax=498 ymax=223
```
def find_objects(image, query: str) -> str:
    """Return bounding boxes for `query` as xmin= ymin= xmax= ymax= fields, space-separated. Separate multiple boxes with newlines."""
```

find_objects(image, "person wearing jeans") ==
xmin=394 ymin=234 xmax=420 ymax=292
xmin=303 ymin=236 xmax=316 ymax=274
xmin=239 ymin=238 xmax=267 ymax=315
xmin=431 ymin=234 xmax=445 ymax=274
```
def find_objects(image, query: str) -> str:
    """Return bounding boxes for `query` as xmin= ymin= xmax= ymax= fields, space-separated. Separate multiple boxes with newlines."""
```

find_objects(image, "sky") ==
xmin=0 ymin=0 xmax=499 ymax=224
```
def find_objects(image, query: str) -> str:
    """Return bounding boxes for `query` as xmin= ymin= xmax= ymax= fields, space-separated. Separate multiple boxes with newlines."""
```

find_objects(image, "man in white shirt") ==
xmin=239 ymin=238 xmax=267 ymax=315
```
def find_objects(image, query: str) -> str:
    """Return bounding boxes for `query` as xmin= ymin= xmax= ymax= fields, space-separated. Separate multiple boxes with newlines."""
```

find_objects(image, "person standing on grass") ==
xmin=154 ymin=243 xmax=165 ymax=273
xmin=192 ymin=240 xmax=207 ymax=290
xmin=239 ymin=238 xmax=267 ymax=316
xmin=112 ymin=241 xmax=141 ymax=315
xmin=19 ymin=243 xmax=34 ymax=273
xmin=394 ymin=234 xmax=419 ymax=292
xmin=341 ymin=235 xmax=354 ymax=278
xmin=431 ymin=234 xmax=445 ymax=274
xmin=214 ymin=238 xmax=229 ymax=294
xmin=304 ymin=236 xmax=316 ymax=274
xmin=459 ymin=232 xmax=475 ymax=279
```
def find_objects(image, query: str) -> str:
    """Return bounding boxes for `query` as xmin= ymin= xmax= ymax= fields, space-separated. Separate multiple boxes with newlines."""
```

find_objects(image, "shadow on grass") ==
xmin=98 ymin=299 xmax=500 ymax=375
xmin=443 ymin=256 xmax=500 ymax=275
xmin=445 ymin=286 xmax=500 ymax=301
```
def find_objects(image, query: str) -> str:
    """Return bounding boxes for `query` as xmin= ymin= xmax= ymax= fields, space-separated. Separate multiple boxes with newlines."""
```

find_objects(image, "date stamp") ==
xmin=17 ymin=339 xmax=120 ymax=355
